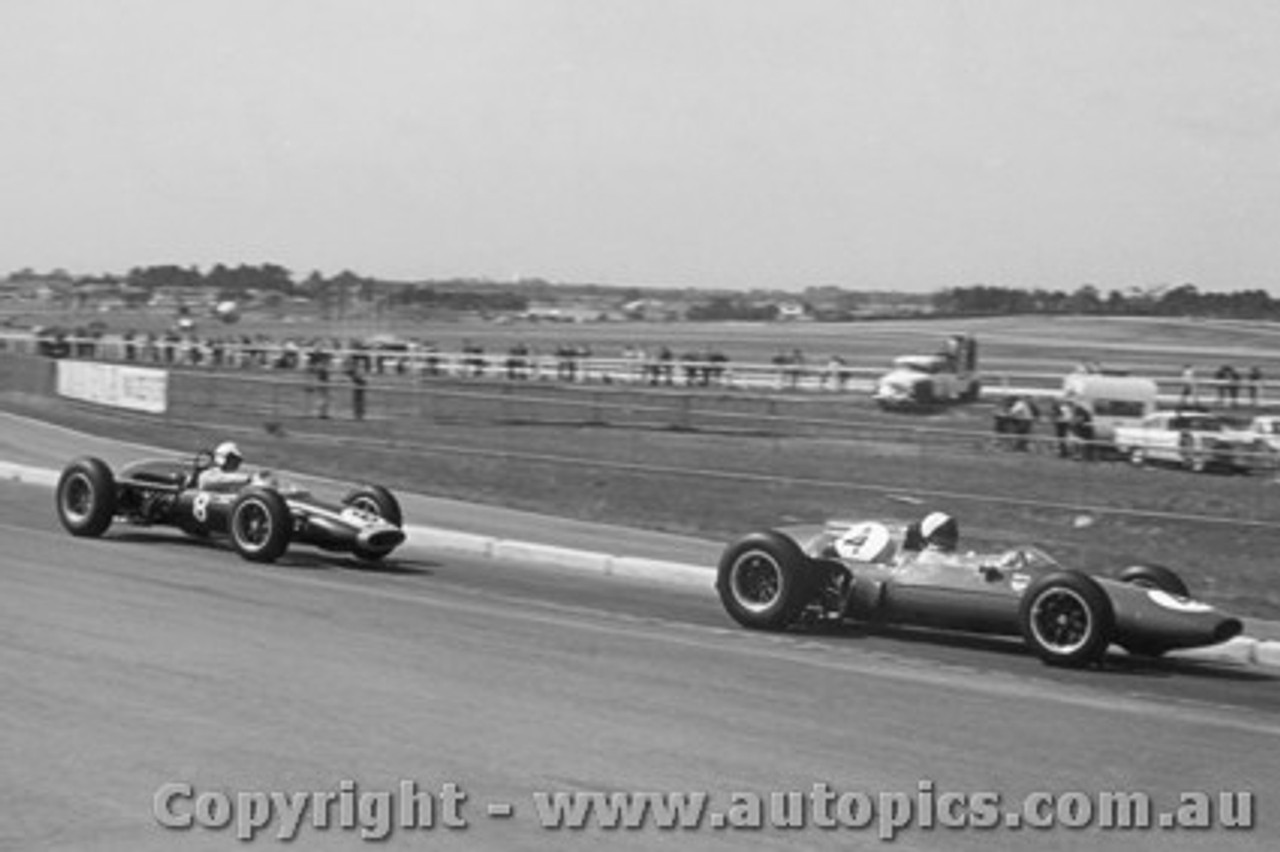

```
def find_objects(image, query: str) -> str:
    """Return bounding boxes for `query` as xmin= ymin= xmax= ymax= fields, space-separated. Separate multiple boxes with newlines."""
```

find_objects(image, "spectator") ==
xmin=657 ymin=345 xmax=674 ymax=386
xmin=1180 ymin=364 xmax=1198 ymax=407
xmin=348 ymin=364 xmax=366 ymax=421
xmin=421 ymin=342 xmax=442 ymax=377
xmin=706 ymin=350 xmax=729 ymax=386
xmin=1248 ymin=366 xmax=1263 ymax=407
xmin=507 ymin=342 xmax=530 ymax=380
xmin=1071 ymin=404 xmax=1096 ymax=461
xmin=1008 ymin=395 xmax=1036 ymax=451
xmin=680 ymin=350 xmax=701 ymax=386
xmin=312 ymin=359 xmax=331 ymax=419
xmin=823 ymin=355 xmax=849 ymax=391
xmin=1213 ymin=364 xmax=1232 ymax=406
xmin=461 ymin=340 xmax=486 ymax=377
xmin=992 ymin=398 xmax=1016 ymax=450
xmin=773 ymin=348 xmax=805 ymax=390
xmin=555 ymin=344 xmax=575 ymax=381
xmin=1051 ymin=399 xmax=1073 ymax=458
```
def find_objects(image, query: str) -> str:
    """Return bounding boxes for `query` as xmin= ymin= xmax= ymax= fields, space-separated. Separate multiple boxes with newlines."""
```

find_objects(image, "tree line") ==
xmin=931 ymin=283 xmax=1280 ymax=319
xmin=11 ymin=264 xmax=1280 ymax=320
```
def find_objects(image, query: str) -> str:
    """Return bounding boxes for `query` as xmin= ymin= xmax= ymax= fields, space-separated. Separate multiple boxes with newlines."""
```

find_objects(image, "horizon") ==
xmin=4 ymin=1 xmax=1280 ymax=293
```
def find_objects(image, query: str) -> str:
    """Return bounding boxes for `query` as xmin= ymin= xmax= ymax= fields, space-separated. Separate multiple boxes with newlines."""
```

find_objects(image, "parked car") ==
xmin=1225 ymin=415 xmax=1280 ymax=470
xmin=1113 ymin=411 xmax=1252 ymax=472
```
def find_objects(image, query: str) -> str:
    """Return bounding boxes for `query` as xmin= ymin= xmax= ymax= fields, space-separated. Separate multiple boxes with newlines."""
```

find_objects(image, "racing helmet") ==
xmin=920 ymin=511 xmax=959 ymax=552
xmin=212 ymin=441 xmax=243 ymax=472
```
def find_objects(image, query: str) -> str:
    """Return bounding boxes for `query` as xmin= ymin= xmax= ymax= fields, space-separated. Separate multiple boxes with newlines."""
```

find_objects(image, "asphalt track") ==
xmin=2 ymin=416 xmax=1279 ymax=850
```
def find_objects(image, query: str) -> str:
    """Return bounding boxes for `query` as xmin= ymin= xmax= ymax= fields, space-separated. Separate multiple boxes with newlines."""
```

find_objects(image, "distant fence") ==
xmin=5 ymin=328 xmax=1262 ymax=405
xmin=7 ymin=347 xmax=1280 ymax=558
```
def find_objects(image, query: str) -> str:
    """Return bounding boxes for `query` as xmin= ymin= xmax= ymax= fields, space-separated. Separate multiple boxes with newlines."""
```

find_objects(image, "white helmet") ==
xmin=212 ymin=441 xmax=243 ymax=471
xmin=920 ymin=511 xmax=959 ymax=552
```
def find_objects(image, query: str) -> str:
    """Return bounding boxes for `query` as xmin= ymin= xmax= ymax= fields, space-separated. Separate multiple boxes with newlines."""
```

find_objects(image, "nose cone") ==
xmin=1213 ymin=617 xmax=1244 ymax=645
xmin=358 ymin=526 xmax=406 ymax=553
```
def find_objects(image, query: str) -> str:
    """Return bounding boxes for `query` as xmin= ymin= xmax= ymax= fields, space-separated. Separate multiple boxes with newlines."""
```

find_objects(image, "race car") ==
xmin=54 ymin=453 xmax=406 ymax=564
xmin=715 ymin=519 xmax=1243 ymax=667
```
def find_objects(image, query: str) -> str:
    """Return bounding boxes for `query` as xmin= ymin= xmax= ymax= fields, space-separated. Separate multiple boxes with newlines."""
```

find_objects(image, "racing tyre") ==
xmin=1117 ymin=563 xmax=1190 ymax=598
xmin=56 ymin=457 xmax=116 ymax=537
xmin=228 ymin=488 xmax=291 ymax=563
xmin=343 ymin=485 xmax=403 ymax=527
xmin=716 ymin=531 xmax=817 ymax=631
xmin=1019 ymin=571 xmax=1114 ymax=667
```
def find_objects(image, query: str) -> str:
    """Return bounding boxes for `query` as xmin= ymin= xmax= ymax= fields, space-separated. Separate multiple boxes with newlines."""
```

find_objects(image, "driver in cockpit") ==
xmin=834 ymin=511 xmax=960 ymax=566
xmin=912 ymin=511 xmax=959 ymax=555
xmin=196 ymin=441 xmax=275 ymax=492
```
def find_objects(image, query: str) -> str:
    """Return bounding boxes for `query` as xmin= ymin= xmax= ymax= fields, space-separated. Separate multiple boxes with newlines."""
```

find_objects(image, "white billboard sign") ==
xmin=56 ymin=360 xmax=169 ymax=414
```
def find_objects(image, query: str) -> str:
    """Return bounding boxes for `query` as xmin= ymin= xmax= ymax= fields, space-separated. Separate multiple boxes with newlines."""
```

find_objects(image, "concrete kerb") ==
xmin=3 ymin=460 xmax=717 ymax=593
xmin=0 ymin=461 xmax=59 ymax=488
xmin=5 ymin=458 xmax=1275 ymax=668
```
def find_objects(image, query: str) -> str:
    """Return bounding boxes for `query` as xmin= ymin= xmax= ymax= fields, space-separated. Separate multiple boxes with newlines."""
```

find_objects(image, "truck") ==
xmin=873 ymin=334 xmax=980 ymax=410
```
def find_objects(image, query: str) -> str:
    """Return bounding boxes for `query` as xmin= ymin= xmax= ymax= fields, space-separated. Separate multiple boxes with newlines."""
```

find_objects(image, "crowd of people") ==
xmin=1178 ymin=363 xmax=1264 ymax=408
xmin=25 ymin=325 xmax=875 ymax=392
xmin=993 ymin=360 xmax=1268 ymax=461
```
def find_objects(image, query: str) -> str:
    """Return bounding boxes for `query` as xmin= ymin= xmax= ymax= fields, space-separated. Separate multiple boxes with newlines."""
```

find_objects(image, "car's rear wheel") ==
xmin=342 ymin=485 xmax=403 ymax=527
xmin=56 ymin=457 xmax=117 ymax=537
xmin=716 ymin=531 xmax=816 ymax=631
xmin=228 ymin=488 xmax=291 ymax=563
xmin=1019 ymin=571 xmax=1114 ymax=667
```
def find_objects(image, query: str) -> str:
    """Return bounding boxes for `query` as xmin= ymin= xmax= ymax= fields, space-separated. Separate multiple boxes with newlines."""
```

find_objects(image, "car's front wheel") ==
xmin=1019 ymin=571 xmax=1114 ymax=667
xmin=1117 ymin=563 xmax=1189 ymax=597
xmin=228 ymin=488 xmax=291 ymax=563
xmin=342 ymin=485 xmax=403 ymax=527
xmin=716 ymin=531 xmax=816 ymax=631
xmin=56 ymin=457 xmax=117 ymax=537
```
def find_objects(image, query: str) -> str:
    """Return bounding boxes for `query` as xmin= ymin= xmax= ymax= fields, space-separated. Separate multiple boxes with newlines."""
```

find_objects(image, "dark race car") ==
xmin=715 ymin=519 xmax=1243 ymax=668
xmin=55 ymin=453 xmax=406 ymax=564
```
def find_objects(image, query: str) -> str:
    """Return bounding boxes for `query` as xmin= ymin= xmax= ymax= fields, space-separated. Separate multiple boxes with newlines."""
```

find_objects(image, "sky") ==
xmin=2 ymin=0 xmax=1280 ymax=292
